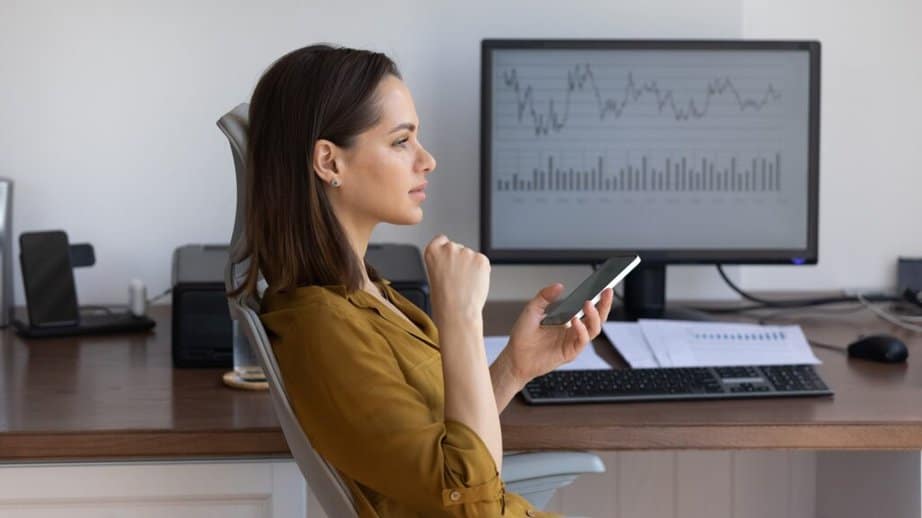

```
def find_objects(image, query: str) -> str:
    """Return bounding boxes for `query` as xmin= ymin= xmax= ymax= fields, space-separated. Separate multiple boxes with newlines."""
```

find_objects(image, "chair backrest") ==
xmin=217 ymin=104 xmax=359 ymax=518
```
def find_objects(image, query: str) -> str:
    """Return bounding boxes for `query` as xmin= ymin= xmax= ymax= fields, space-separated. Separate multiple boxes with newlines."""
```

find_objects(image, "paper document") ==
xmin=484 ymin=336 xmax=611 ymax=371
xmin=601 ymin=320 xmax=821 ymax=368
xmin=600 ymin=323 xmax=660 ymax=368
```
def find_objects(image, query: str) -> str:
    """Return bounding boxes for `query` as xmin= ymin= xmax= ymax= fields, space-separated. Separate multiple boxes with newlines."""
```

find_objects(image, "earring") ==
xmin=330 ymin=178 xmax=342 ymax=188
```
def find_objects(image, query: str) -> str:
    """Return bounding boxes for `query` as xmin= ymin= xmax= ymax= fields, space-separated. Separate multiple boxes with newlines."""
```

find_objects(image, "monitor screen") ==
xmin=480 ymin=40 xmax=819 ymax=265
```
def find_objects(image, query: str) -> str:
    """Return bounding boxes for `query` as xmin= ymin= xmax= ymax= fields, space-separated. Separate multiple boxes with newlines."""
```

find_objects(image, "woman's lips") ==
xmin=410 ymin=182 xmax=427 ymax=200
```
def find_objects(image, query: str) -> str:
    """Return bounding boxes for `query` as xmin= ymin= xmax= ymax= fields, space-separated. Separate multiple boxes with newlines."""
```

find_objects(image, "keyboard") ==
xmin=521 ymin=365 xmax=833 ymax=404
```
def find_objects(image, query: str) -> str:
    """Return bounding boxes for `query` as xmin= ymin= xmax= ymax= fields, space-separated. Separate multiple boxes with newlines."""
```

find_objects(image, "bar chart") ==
xmin=495 ymin=153 xmax=783 ymax=193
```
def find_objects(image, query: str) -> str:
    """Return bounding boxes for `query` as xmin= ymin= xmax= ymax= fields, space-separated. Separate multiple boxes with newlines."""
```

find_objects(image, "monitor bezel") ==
xmin=479 ymin=39 xmax=820 ymax=265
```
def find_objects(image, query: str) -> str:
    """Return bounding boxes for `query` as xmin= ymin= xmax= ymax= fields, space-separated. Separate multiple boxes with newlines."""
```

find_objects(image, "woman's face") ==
xmin=328 ymin=75 xmax=437 ymax=228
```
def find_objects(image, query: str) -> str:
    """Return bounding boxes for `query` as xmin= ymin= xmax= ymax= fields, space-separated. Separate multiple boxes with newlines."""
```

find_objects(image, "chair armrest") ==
xmin=502 ymin=451 xmax=605 ymax=483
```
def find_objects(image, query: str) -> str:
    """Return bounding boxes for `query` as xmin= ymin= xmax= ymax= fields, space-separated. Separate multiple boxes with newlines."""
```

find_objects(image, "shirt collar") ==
xmin=354 ymin=280 xmax=439 ymax=349
xmin=262 ymin=279 xmax=438 ymax=349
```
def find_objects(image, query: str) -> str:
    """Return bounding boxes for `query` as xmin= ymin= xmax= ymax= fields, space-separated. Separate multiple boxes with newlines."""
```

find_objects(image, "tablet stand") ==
xmin=13 ymin=241 xmax=156 ymax=339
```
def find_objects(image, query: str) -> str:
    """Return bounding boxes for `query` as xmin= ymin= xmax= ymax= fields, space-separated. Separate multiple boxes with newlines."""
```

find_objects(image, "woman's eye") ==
xmin=394 ymin=137 xmax=409 ymax=147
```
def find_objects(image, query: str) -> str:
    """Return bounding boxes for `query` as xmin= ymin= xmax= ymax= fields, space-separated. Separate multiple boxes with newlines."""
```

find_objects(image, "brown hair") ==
xmin=231 ymin=44 xmax=401 ymax=298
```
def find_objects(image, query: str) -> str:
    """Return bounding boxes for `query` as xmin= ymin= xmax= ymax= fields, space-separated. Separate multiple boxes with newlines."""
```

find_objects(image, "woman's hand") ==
xmin=423 ymin=234 xmax=490 ymax=327
xmin=500 ymin=283 xmax=614 ymax=385
xmin=426 ymin=235 xmax=503 ymax=469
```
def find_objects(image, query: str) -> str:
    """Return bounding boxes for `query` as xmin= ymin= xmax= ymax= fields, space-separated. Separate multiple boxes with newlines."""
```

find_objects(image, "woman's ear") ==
xmin=312 ymin=139 xmax=340 ymax=183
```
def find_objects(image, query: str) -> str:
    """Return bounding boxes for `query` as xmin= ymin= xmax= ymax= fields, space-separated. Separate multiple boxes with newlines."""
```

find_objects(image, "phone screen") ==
xmin=541 ymin=255 xmax=641 ymax=326
xmin=20 ymin=231 xmax=80 ymax=327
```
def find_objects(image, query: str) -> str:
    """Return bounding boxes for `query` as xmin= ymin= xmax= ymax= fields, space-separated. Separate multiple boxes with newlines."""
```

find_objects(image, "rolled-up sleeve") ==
xmin=263 ymin=303 xmax=506 ymax=517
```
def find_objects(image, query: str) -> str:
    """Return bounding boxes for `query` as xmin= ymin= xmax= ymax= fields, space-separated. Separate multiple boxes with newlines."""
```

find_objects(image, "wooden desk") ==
xmin=0 ymin=306 xmax=287 ymax=461
xmin=485 ymin=301 xmax=922 ymax=451
xmin=1 ymin=301 xmax=920 ymax=462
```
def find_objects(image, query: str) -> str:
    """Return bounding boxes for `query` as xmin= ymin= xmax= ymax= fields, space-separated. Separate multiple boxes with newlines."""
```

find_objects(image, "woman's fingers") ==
xmin=428 ymin=234 xmax=449 ymax=248
xmin=566 ymin=290 xmax=612 ymax=356
xmin=565 ymin=330 xmax=591 ymax=361
xmin=581 ymin=299 xmax=602 ymax=338
xmin=597 ymin=288 xmax=614 ymax=323
xmin=424 ymin=235 xmax=448 ymax=265
xmin=424 ymin=234 xmax=491 ymax=318
xmin=425 ymin=234 xmax=474 ymax=263
xmin=531 ymin=283 xmax=565 ymax=313
xmin=569 ymin=315 xmax=591 ymax=349
xmin=580 ymin=288 xmax=613 ymax=337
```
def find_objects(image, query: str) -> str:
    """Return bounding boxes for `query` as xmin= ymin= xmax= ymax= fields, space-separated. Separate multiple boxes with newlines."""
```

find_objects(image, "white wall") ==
xmin=741 ymin=0 xmax=922 ymax=293
xmin=4 ymin=0 xmax=917 ymax=308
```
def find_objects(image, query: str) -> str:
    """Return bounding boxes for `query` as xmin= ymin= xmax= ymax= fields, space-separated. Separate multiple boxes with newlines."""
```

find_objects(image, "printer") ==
xmin=171 ymin=243 xmax=430 ymax=368
xmin=171 ymin=244 xmax=233 ymax=368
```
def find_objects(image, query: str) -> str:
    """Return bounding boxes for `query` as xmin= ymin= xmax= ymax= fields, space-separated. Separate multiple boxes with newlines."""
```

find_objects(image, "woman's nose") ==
xmin=419 ymin=146 xmax=436 ymax=173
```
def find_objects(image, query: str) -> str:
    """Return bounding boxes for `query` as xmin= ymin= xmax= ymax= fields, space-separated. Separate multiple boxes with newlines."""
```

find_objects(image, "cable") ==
xmin=707 ymin=264 xmax=922 ymax=336
xmin=856 ymin=292 xmax=922 ymax=334
xmin=902 ymin=288 xmax=922 ymax=309
xmin=714 ymin=264 xmax=900 ymax=309
xmin=885 ymin=302 xmax=922 ymax=322
xmin=690 ymin=303 xmax=789 ymax=314
xmin=753 ymin=303 xmax=868 ymax=323
xmin=688 ymin=299 xmax=872 ymax=315
xmin=718 ymin=264 xmax=848 ymax=307
xmin=807 ymin=339 xmax=848 ymax=354
xmin=603 ymin=261 xmax=902 ymax=316
xmin=73 ymin=288 xmax=172 ymax=317
xmin=148 ymin=288 xmax=172 ymax=305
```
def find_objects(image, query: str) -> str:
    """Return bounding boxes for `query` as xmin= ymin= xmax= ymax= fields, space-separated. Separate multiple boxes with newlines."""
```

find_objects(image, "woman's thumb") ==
xmin=532 ymin=283 xmax=565 ymax=312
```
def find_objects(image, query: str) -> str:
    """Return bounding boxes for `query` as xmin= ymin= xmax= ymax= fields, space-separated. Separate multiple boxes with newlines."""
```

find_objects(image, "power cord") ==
xmin=807 ymin=339 xmax=848 ymax=354
xmin=751 ymin=301 xmax=868 ymax=322
xmin=148 ymin=288 xmax=172 ymax=305
xmin=76 ymin=288 xmax=172 ymax=316
xmin=712 ymin=264 xmax=922 ymax=334
xmin=856 ymin=292 xmax=922 ymax=334
xmin=714 ymin=264 xmax=900 ymax=309
xmin=595 ymin=261 xmax=913 ymax=326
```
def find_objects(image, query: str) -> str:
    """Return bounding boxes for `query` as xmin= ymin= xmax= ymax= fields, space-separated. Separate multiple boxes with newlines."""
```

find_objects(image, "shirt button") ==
xmin=449 ymin=490 xmax=461 ymax=502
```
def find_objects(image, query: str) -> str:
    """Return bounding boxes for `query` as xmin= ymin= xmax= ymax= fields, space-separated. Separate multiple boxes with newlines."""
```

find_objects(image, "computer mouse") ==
xmin=846 ymin=334 xmax=909 ymax=363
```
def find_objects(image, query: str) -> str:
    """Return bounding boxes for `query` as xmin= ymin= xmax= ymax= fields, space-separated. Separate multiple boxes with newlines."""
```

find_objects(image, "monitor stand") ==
xmin=609 ymin=263 xmax=714 ymax=322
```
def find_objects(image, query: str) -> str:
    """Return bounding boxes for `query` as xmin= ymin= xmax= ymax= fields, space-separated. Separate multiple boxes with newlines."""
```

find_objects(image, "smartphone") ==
xmin=540 ymin=255 xmax=641 ymax=327
xmin=20 ymin=231 xmax=80 ymax=327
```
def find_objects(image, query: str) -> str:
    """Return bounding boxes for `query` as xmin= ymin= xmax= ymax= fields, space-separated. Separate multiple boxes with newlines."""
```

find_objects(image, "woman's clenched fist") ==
xmin=423 ymin=234 xmax=491 ymax=325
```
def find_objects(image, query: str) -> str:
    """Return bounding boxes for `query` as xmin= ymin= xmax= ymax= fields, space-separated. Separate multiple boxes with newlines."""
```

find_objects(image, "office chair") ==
xmin=218 ymin=103 xmax=604 ymax=515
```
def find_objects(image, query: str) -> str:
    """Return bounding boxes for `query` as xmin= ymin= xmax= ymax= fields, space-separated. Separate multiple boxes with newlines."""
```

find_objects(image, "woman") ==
xmin=235 ymin=44 xmax=613 ymax=517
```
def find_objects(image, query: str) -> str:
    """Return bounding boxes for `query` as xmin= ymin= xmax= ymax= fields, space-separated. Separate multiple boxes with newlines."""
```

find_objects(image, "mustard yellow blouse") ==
xmin=260 ymin=279 xmax=560 ymax=517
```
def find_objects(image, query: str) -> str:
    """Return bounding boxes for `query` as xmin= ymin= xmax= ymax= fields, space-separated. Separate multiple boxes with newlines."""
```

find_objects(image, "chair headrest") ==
xmin=217 ymin=103 xmax=252 ymax=299
xmin=217 ymin=103 xmax=250 ymax=256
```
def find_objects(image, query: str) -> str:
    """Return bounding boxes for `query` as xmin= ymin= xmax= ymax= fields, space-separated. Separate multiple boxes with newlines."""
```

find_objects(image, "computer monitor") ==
xmin=480 ymin=39 xmax=820 ymax=319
